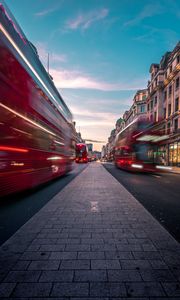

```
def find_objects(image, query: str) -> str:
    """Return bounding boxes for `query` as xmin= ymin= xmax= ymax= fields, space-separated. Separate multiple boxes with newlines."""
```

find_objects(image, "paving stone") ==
xmin=132 ymin=251 xmax=162 ymax=260
xmin=60 ymin=259 xmax=90 ymax=269
xmin=116 ymin=244 xmax=142 ymax=251
xmin=126 ymin=282 xmax=165 ymax=297
xmin=105 ymin=238 xmax=128 ymax=244
xmin=0 ymin=283 xmax=16 ymax=297
xmin=90 ymin=282 xmax=126 ymax=297
xmin=28 ymin=260 xmax=60 ymax=270
xmin=149 ymin=259 xmax=169 ymax=269
xmin=39 ymin=270 xmax=73 ymax=282
xmin=108 ymin=269 xmax=142 ymax=281
xmin=120 ymin=259 xmax=152 ymax=270
xmin=65 ymin=244 xmax=91 ymax=251
xmin=12 ymin=260 xmax=31 ymax=270
xmin=91 ymin=244 xmax=117 ymax=251
xmin=111 ymin=298 xmax=149 ymax=300
xmin=74 ymin=270 xmax=107 ymax=281
xmin=51 ymin=283 xmax=89 ymax=297
xmin=81 ymin=238 xmax=104 ymax=244
xmin=105 ymin=251 xmax=133 ymax=259
xmin=57 ymin=238 xmax=80 ymax=244
xmin=3 ymin=270 xmax=41 ymax=282
xmin=140 ymin=269 xmax=177 ymax=281
xmin=69 ymin=233 xmax=91 ymax=238
xmin=72 ymin=298 xmax=110 ymax=300
xmin=78 ymin=251 xmax=105 ymax=259
xmin=26 ymin=244 xmax=41 ymax=251
xmin=49 ymin=251 xmax=77 ymax=259
xmin=91 ymin=259 xmax=121 ymax=269
xmin=31 ymin=238 xmax=58 ymax=245
xmin=39 ymin=244 xmax=66 ymax=251
xmin=12 ymin=282 xmax=52 ymax=297
xmin=19 ymin=251 xmax=50 ymax=260
xmin=162 ymin=282 xmax=180 ymax=296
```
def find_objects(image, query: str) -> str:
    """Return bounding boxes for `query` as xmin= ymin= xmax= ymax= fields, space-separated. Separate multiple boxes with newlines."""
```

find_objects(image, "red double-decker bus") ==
xmin=0 ymin=3 xmax=74 ymax=196
xmin=75 ymin=143 xmax=88 ymax=163
xmin=114 ymin=118 xmax=169 ymax=172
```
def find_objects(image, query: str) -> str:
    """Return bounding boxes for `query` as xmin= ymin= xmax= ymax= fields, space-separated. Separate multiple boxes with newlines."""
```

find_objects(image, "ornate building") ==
xmin=147 ymin=42 xmax=180 ymax=166
xmin=123 ymin=89 xmax=147 ymax=126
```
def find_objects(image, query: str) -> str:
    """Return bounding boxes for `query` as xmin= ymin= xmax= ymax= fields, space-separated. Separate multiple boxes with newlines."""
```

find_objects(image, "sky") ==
xmin=4 ymin=0 xmax=180 ymax=151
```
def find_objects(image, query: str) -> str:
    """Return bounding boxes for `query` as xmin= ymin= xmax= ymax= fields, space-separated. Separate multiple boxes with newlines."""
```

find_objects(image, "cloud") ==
xmin=70 ymin=106 xmax=120 ymax=127
xmin=124 ymin=4 xmax=164 ymax=27
xmin=34 ymin=2 xmax=63 ymax=17
xmin=50 ymin=68 xmax=147 ymax=91
xmin=65 ymin=8 xmax=109 ymax=31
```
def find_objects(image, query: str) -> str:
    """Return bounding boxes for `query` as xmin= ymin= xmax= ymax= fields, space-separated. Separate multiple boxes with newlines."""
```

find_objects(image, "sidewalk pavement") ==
xmin=0 ymin=163 xmax=180 ymax=299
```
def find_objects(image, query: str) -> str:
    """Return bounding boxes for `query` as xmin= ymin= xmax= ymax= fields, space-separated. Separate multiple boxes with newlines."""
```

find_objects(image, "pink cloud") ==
xmin=50 ymin=68 xmax=147 ymax=91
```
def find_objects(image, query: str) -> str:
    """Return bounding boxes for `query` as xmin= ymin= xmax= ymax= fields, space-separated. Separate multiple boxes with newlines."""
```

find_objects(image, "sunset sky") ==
xmin=4 ymin=0 xmax=180 ymax=151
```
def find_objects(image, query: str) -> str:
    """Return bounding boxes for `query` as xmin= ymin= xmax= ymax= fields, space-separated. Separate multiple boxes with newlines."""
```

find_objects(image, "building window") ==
xmin=167 ymin=122 xmax=171 ymax=129
xmin=154 ymin=96 xmax=157 ymax=105
xmin=169 ymin=65 xmax=172 ymax=73
xmin=154 ymin=111 xmax=157 ymax=121
xmin=176 ymin=77 xmax=179 ymax=89
xmin=140 ymin=105 xmax=145 ymax=113
xmin=169 ymin=85 xmax=172 ymax=96
xmin=151 ymin=100 xmax=153 ymax=110
xmin=177 ymin=55 xmax=180 ymax=64
xmin=164 ymin=108 xmax=166 ymax=118
xmin=164 ymin=91 xmax=167 ymax=101
xmin=174 ymin=119 xmax=178 ymax=131
xmin=175 ymin=97 xmax=179 ymax=111
xmin=168 ymin=103 xmax=171 ymax=116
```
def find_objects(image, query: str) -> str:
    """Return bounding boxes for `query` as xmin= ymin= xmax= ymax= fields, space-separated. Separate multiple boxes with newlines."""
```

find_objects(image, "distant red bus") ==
xmin=114 ymin=118 xmax=169 ymax=172
xmin=75 ymin=143 xmax=88 ymax=163
xmin=0 ymin=3 xmax=74 ymax=197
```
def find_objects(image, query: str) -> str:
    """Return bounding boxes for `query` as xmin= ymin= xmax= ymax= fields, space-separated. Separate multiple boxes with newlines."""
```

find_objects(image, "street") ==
xmin=103 ymin=162 xmax=180 ymax=243
xmin=0 ymin=163 xmax=87 ymax=246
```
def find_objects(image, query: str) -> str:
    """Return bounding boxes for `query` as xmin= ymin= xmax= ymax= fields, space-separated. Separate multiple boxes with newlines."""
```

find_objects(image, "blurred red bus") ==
xmin=114 ymin=118 xmax=169 ymax=172
xmin=75 ymin=143 xmax=88 ymax=163
xmin=0 ymin=3 xmax=74 ymax=197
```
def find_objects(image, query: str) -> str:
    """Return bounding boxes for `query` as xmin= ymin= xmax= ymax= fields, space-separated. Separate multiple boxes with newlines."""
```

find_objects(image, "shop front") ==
xmin=168 ymin=141 xmax=180 ymax=166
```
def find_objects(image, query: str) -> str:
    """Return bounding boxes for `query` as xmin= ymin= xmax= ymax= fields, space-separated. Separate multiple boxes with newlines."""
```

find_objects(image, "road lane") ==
xmin=103 ymin=162 xmax=180 ymax=242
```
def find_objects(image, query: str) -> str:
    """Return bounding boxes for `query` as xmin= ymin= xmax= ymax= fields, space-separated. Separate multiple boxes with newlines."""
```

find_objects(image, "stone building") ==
xmin=123 ymin=89 xmax=148 ymax=126
xmin=147 ymin=42 xmax=180 ymax=166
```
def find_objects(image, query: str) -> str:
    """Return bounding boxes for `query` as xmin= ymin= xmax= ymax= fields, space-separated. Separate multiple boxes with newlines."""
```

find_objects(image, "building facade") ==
xmin=104 ymin=41 xmax=180 ymax=167
xmin=123 ymin=89 xmax=148 ymax=126
xmin=147 ymin=43 xmax=180 ymax=166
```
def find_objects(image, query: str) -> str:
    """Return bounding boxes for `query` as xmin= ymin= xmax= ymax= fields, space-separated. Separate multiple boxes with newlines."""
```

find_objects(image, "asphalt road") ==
xmin=0 ymin=163 xmax=87 ymax=246
xmin=103 ymin=162 xmax=180 ymax=243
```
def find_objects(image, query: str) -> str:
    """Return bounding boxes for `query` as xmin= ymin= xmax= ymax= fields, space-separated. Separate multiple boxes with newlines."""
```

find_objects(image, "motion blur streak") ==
xmin=0 ymin=23 xmax=63 ymax=113
xmin=0 ymin=103 xmax=56 ymax=136
xmin=47 ymin=156 xmax=63 ymax=160
xmin=156 ymin=165 xmax=172 ymax=170
xmin=0 ymin=146 xmax=28 ymax=153
xmin=0 ymin=3 xmax=74 ymax=196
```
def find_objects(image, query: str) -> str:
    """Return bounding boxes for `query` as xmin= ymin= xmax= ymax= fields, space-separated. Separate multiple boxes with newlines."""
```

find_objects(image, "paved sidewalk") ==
xmin=0 ymin=163 xmax=180 ymax=299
